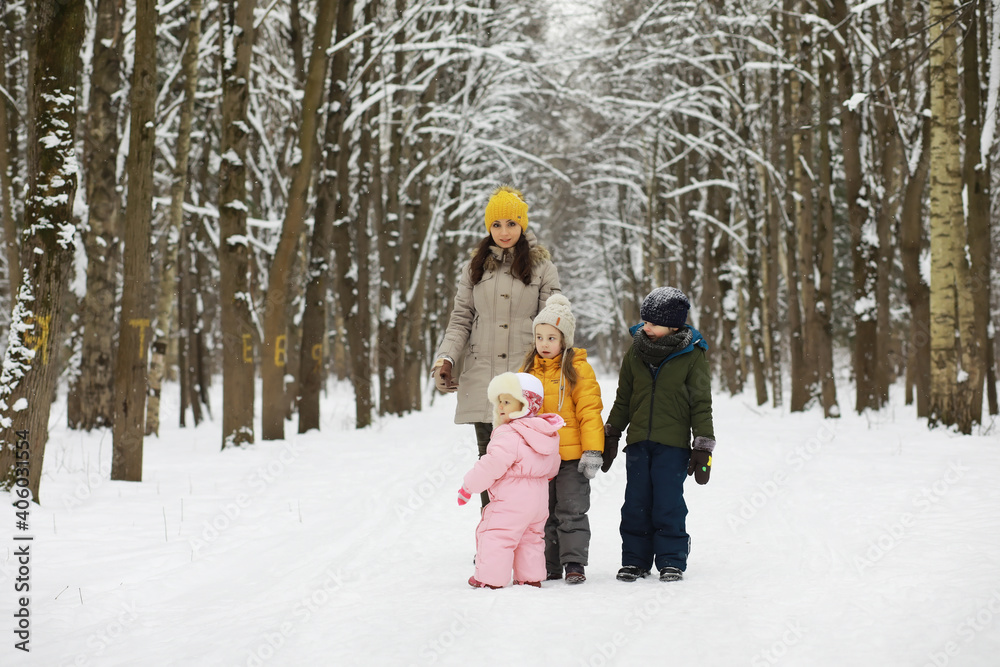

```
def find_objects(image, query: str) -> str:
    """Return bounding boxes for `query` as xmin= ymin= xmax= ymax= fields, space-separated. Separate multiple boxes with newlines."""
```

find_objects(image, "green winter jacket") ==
xmin=606 ymin=325 xmax=715 ymax=450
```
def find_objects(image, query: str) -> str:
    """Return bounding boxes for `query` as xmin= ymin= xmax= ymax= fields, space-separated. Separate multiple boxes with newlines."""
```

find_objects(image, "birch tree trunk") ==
xmin=112 ymin=0 xmax=157 ymax=481
xmin=146 ymin=0 xmax=203 ymax=437
xmin=72 ymin=0 xmax=123 ymax=430
xmin=0 ymin=0 xmax=85 ymax=500
xmin=928 ymin=0 xmax=980 ymax=433
xmin=260 ymin=0 xmax=337 ymax=440
xmin=218 ymin=0 xmax=256 ymax=449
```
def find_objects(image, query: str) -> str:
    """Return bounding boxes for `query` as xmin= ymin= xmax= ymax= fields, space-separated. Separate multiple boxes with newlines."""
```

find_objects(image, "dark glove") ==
xmin=687 ymin=447 xmax=712 ymax=485
xmin=602 ymin=424 xmax=621 ymax=473
xmin=433 ymin=359 xmax=458 ymax=393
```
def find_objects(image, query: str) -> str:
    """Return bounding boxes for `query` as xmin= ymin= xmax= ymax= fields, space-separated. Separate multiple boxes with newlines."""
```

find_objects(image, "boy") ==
xmin=603 ymin=287 xmax=716 ymax=582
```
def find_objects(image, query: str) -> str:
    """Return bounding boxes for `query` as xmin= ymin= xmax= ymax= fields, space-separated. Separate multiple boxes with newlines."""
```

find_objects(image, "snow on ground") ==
xmin=2 ymin=376 xmax=1000 ymax=667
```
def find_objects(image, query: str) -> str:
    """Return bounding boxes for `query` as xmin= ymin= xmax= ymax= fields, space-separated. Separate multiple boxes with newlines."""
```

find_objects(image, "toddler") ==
xmin=457 ymin=372 xmax=563 ymax=588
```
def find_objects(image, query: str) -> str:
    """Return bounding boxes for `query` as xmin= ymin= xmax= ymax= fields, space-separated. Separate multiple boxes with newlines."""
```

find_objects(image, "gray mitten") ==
xmin=577 ymin=451 xmax=603 ymax=480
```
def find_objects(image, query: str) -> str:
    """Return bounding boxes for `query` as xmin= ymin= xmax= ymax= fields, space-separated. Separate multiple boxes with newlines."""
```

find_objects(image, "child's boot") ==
xmin=565 ymin=563 xmax=586 ymax=584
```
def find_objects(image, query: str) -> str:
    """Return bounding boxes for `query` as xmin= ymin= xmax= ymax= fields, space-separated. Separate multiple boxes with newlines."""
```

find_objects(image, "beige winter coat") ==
xmin=436 ymin=231 xmax=560 ymax=424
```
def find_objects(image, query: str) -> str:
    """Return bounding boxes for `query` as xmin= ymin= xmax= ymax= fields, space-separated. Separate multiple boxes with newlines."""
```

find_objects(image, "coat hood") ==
xmin=507 ymin=413 xmax=564 ymax=456
xmin=481 ymin=229 xmax=551 ymax=271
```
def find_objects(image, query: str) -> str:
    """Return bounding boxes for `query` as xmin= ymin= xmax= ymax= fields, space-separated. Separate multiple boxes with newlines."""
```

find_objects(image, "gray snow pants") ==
xmin=545 ymin=459 xmax=592 ymax=574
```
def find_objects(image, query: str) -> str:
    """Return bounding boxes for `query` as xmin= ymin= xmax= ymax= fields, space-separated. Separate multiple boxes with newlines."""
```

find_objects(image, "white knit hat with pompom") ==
xmin=532 ymin=294 xmax=576 ymax=349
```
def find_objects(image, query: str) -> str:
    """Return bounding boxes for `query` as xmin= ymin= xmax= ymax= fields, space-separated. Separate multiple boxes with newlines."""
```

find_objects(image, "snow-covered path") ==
xmin=4 ymin=378 xmax=1000 ymax=666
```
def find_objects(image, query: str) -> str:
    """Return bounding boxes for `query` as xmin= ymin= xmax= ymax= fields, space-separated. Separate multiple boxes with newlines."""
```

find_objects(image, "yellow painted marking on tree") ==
xmin=129 ymin=319 xmax=151 ymax=356
xmin=24 ymin=315 xmax=51 ymax=364
xmin=311 ymin=343 xmax=323 ymax=374
xmin=274 ymin=334 xmax=287 ymax=367
xmin=242 ymin=334 xmax=253 ymax=362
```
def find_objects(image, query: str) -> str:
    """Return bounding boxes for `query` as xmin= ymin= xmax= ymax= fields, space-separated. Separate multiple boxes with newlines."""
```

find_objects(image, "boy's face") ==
xmin=535 ymin=323 xmax=563 ymax=358
xmin=642 ymin=321 xmax=678 ymax=340
xmin=496 ymin=393 xmax=524 ymax=425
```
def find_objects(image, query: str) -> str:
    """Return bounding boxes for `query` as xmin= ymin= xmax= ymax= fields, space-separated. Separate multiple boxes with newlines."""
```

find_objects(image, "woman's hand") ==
xmin=432 ymin=359 xmax=459 ymax=393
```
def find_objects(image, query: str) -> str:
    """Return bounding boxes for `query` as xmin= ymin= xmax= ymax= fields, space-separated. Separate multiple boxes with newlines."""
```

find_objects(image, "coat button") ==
xmin=501 ymin=294 xmax=509 ymax=298
xmin=499 ymin=353 xmax=507 ymax=359
xmin=500 ymin=324 xmax=508 ymax=329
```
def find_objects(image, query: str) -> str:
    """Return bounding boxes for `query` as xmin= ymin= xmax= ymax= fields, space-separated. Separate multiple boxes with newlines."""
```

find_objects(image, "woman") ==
xmin=432 ymin=184 xmax=561 ymax=506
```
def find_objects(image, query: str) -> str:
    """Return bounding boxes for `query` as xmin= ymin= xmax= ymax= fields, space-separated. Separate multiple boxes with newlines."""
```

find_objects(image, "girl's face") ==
xmin=496 ymin=393 xmax=523 ymax=424
xmin=642 ymin=321 xmax=678 ymax=340
xmin=535 ymin=323 xmax=563 ymax=359
xmin=489 ymin=219 xmax=522 ymax=249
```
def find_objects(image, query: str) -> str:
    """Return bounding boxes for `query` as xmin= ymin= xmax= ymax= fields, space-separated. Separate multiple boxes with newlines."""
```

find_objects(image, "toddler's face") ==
xmin=535 ymin=323 xmax=563 ymax=359
xmin=496 ymin=393 xmax=524 ymax=424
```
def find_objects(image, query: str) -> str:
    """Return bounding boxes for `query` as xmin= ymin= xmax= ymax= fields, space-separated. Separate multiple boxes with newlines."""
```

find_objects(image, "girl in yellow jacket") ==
xmin=519 ymin=294 xmax=604 ymax=584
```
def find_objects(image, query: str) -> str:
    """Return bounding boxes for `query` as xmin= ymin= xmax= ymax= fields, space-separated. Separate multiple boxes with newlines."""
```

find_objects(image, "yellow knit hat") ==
xmin=484 ymin=185 xmax=529 ymax=232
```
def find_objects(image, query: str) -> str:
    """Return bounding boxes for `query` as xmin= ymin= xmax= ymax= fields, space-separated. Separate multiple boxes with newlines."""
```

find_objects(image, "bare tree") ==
xmin=70 ymin=0 xmax=124 ymax=430
xmin=112 ymin=0 xmax=158 ymax=481
xmin=218 ymin=0 xmax=257 ymax=449
xmin=0 ymin=11 xmax=17 ymax=284
xmin=147 ymin=0 xmax=204 ymax=437
xmin=0 ymin=0 xmax=86 ymax=500
xmin=260 ymin=0 xmax=338 ymax=440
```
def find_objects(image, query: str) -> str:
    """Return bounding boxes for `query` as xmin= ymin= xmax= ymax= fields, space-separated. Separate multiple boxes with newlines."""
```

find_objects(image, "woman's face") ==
xmin=489 ymin=219 xmax=522 ymax=249
xmin=642 ymin=322 xmax=678 ymax=340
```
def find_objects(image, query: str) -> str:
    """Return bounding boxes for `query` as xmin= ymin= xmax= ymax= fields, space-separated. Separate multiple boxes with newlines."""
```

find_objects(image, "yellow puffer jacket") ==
xmin=525 ymin=349 xmax=604 ymax=460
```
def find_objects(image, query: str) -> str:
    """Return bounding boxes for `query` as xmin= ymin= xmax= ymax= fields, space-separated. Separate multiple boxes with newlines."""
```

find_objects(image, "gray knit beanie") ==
xmin=640 ymin=287 xmax=690 ymax=328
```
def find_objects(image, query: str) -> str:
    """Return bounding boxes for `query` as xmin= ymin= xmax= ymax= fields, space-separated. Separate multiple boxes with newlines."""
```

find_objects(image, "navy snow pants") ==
xmin=620 ymin=441 xmax=690 ymax=572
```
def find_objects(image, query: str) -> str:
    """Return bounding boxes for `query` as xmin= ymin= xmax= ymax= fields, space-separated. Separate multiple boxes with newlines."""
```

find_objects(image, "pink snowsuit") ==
xmin=463 ymin=413 xmax=564 ymax=587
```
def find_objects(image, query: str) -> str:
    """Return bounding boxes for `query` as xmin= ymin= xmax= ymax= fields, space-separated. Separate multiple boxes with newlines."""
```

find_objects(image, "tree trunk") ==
xmin=146 ymin=0 xmax=203 ymax=437
xmin=900 ymin=90 xmax=931 ymax=417
xmin=831 ymin=0 xmax=878 ymax=413
xmin=299 ymin=0 xmax=355 ymax=432
xmin=0 ymin=15 xmax=17 ymax=285
xmin=218 ymin=0 xmax=257 ymax=449
xmin=873 ymin=1 xmax=904 ymax=408
xmin=763 ymin=8 xmax=781 ymax=409
xmin=816 ymin=0 xmax=839 ymax=417
xmin=784 ymin=2 xmax=808 ymax=412
xmin=72 ymin=0 xmax=124 ymax=431
xmin=378 ymin=0 xmax=408 ymax=416
xmin=0 ymin=0 xmax=86 ymax=500
xmin=927 ymin=0 xmax=979 ymax=432
xmin=260 ymin=0 xmax=337 ymax=440
xmin=962 ymin=0 xmax=991 ymax=425
xmin=344 ymin=0 xmax=377 ymax=427
xmin=111 ymin=0 xmax=157 ymax=482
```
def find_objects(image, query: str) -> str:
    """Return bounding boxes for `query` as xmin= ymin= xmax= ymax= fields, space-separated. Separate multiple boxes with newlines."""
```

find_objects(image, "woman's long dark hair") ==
xmin=469 ymin=233 xmax=533 ymax=285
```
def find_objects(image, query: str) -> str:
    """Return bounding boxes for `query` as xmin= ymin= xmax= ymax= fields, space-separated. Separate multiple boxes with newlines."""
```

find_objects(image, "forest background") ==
xmin=0 ymin=0 xmax=997 ymax=501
